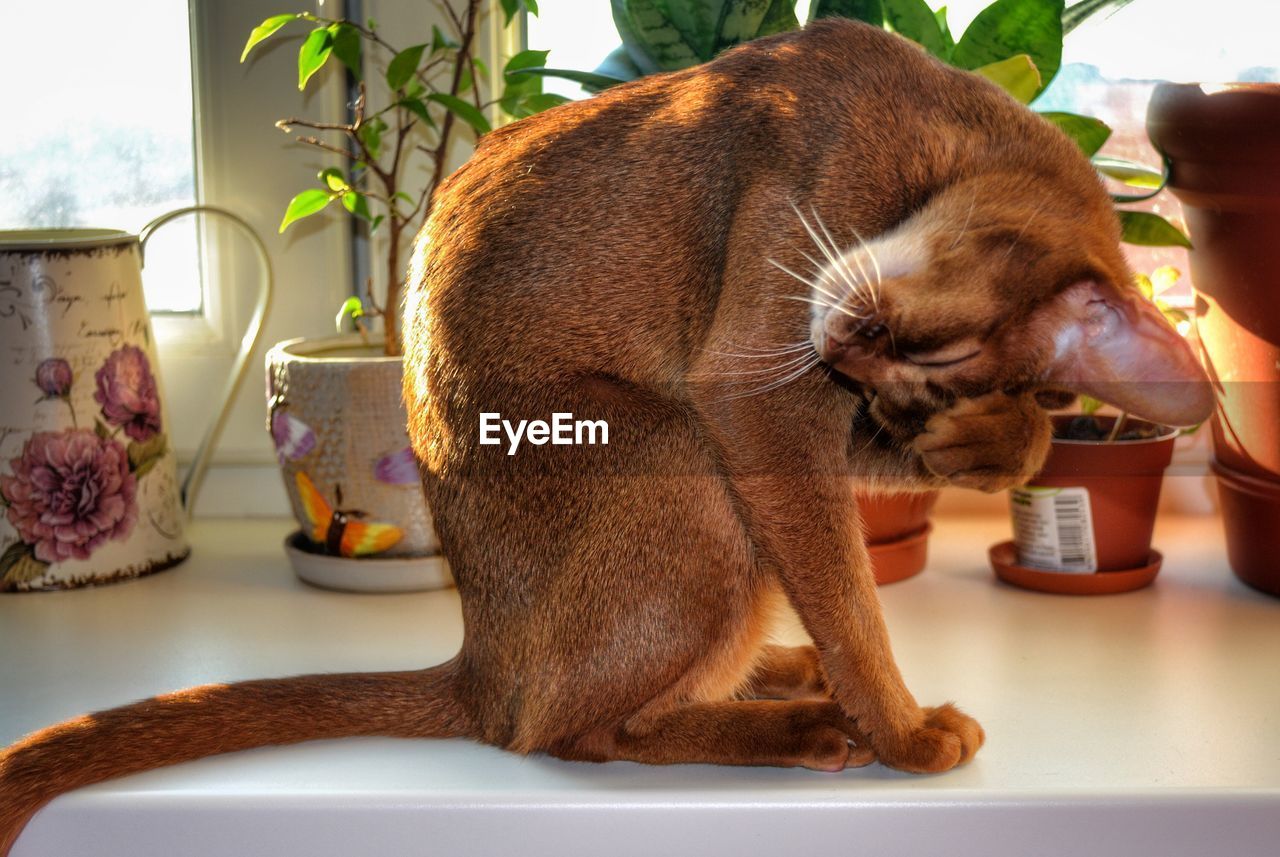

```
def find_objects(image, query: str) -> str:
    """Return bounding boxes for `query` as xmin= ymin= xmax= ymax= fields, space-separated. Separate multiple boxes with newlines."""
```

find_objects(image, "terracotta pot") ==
xmin=857 ymin=490 xmax=939 ymax=584
xmin=1012 ymin=417 xmax=1176 ymax=573
xmin=1210 ymin=458 xmax=1280 ymax=597
xmin=265 ymin=335 xmax=449 ymax=592
xmin=1148 ymin=83 xmax=1280 ymax=594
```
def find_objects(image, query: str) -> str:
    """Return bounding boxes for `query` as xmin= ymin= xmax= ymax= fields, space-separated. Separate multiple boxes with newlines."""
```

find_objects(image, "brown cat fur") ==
xmin=0 ymin=19 xmax=1210 ymax=854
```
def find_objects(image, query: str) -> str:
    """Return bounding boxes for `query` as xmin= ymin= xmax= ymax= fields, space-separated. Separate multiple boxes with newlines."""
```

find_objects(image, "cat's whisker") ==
xmin=853 ymin=415 xmax=888 ymax=457
xmin=797 ymin=206 xmax=879 ymax=316
xmin=767 ymin=258 xmax=860 ymax=320
xmin=1003 ymin=198 xmax=1047 ymax=261
xmin=947 ymin=191 xmax=977 ymax=252
xmin=846 ymin=226 xmax=882 ymax=310
xmin=711 ymin=351 xmax=819 ymax=377
xmin=811 ymin=207 xmax=874 ymax=309
xmin=715 ymin=354 xmax=822 ymax=401
xmin=811 ymin=206 xmax=867 ymax=305
xmin=787 ymin=247 xmax=872 ymax=320
xmin=703 ymin=342 xmax=815 ymax=360
xmin=711 ymin=346 xmax=813 ymax=356
xmin=775 ymin=294 xmax=860 ymax=314
xmin=791 ymin=203 xmax=847 ymax=279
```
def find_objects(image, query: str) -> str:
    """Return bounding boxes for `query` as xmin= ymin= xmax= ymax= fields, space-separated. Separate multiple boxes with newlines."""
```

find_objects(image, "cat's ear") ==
xmin=1045 ymin=281 xmax=1213 ymax=428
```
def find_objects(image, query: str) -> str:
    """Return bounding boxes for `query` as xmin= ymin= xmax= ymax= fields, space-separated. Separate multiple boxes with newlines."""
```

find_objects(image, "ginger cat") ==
xmin=0 ymin=19 xmax=1210 ymax=853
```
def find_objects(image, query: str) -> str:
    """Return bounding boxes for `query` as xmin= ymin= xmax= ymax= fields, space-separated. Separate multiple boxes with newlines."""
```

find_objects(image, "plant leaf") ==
xmin=330 ymin=23 xmax=362 ymax=79
xmin=342 ymin=191 xmax=371 ymax=220
xmin=1134 ymin=272 xmax=1154 ymax=299
xmin=1041 ymin=111 xmax=1111 ymax=156
xmin=1151 ymin=265 xmax=1181 ymax=294
xmin=431 ymin=24 xmax=458 ymax=54
xmin=974 ymin=54 xmax=1041 ymax=104
xmin=1117 ymin=211 xmax=1192 ymax=249
xmin=428 ymin=93 xmax=491 ymax=135
xmin=94 ymin=418 xmax=110 ymax=440
xmin=499 ymin=0 xmax=535 ymax=26
xmin=505 ymin=49 xmax=551 ymax=78
xmin=358 ymin=117 xmax=387 ymax=160
xmin=883 ymin=0 xmax=949 ymax=58
xmin=1096 ymin=156 xmax=1168 ymax=203
xmin=952 ymin=0 xmax=1065 ymax=94
xmin=319 ymin=167 xmax=348 ymax=192
xmin=520 ymin=93 xmax=570 ymax=113
xmin=298 ymin=26 xmax=335 ymax=91
xmin=503 ymin=49 xmax=550 ymax=103
xmin=935 ymin=6 xmax=956 ymax=57
xmin=810 ymin=0 xmax=885 ymax=25
xmin=612 ymin=0 xmax=702 ymax=74
xmin=399 ymin=98 xmax=437 ymax=130
xmin=335 ymin=296 xmax=365 ymax=332
xmin=716 ymin=0 xmax=798 ymax=52
xmin=1094 ymin=156 xmax=1165 ymax=188
xmin=515 ymin=66 xmax=631 ymax=92
xmin=1080 ymin=394 xmax=1105 ymax=416
xmin=241 ymin=13 xmax=297 ymax=63
xmin=1062 ymin=0 xmax=1135 ymax=35
xmin=279 ymin=188 xmax=336 ymax=233
xmin=758 ymin=0 xmax=802 ymax=37
xmin=386 ymin=43 xmax=428 ymax=91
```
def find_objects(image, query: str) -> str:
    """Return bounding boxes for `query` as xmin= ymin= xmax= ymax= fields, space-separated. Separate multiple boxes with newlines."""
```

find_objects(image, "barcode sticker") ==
xmin=1009 ymin=486 xmax=1098 ymax=573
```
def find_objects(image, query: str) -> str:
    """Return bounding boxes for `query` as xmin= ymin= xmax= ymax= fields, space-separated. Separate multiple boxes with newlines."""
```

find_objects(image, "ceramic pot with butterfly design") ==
xmin=266 ymin=334 xmax=450 ymax=592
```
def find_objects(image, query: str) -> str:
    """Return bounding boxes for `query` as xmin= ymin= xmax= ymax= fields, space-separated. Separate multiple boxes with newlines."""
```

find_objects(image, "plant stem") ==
xmin=419 ymin=0 xmax=481 ymax=239
xmin=1106 ymin=412 xmax=1129 ymax=442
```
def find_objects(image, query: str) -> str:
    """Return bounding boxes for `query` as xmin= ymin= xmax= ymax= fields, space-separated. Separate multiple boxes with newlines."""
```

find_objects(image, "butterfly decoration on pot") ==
xmin=295 ymin=471 xmax=402 ymax=557
xmin=270 ymin=407 xmax=316 ymax=463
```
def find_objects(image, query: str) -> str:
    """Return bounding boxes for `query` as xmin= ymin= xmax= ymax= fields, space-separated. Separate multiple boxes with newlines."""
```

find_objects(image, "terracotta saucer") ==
xmin=869 ymin=524 xmax=932 ymax=585
xmin=988 ymin=541 xmax=1161 ymax=595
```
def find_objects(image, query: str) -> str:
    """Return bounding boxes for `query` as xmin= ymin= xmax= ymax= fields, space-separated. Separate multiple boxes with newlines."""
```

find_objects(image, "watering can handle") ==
xmin=139 ymin=206 xmax=274 ymax=519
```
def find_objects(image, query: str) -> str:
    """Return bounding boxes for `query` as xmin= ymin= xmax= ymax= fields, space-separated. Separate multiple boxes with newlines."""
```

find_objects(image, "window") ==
xmin=1 ymin=0 xmax=362 ymax=515
xmin=0 ymin=1 xmax=201 ymax=312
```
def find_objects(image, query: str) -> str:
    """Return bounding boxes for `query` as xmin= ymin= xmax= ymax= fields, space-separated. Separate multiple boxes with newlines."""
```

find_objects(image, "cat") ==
xmin=0 ymin=18 xmax=1210 ymax=853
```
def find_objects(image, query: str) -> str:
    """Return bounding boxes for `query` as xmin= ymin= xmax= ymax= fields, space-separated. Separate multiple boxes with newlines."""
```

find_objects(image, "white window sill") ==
xmin=2 ymin=515 xmax=1275 ymax=857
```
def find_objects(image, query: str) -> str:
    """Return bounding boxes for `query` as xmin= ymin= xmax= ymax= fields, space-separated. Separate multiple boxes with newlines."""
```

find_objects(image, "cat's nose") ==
xmin=825 ymin=313 xmax=886 ymax=349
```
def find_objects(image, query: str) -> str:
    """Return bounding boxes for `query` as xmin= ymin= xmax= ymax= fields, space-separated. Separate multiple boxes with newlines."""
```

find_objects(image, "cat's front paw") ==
xmin=877 ymin=704 xmax=985 ymax=774
xmin=913 ymin=392 xmax=1051 ymax=493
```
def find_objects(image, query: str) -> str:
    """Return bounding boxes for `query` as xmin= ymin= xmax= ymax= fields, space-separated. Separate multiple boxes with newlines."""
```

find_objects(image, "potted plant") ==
xmin=244 ymin=1 xmax=561 ymax=591
xmin=526 ymin=0 xmax=1182 ymax=585
xmin=1147 ymin=83 xmax=1280 ymax=598
xmin=860 ymin=491 xmax=940 ymax=584
xmin=991 ymin=268 xmax=1196 ymax=594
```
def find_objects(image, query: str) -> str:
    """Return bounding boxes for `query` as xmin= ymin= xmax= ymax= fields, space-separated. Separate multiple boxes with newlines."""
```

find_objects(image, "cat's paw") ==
xmin=876 ymin=703 xmax=985 ymax=774
xmin=913 ymin=393 xmax=1051 ymax=493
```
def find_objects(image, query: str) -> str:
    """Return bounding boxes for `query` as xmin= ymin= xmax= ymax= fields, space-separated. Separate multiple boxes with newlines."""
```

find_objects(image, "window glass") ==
xmin=0 ymin=1 xmax=201 ymax=312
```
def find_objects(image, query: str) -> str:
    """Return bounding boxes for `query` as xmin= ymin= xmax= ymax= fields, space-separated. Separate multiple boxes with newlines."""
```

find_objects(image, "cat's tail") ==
xmin=0 ymin=660 xmax=472 ymax=856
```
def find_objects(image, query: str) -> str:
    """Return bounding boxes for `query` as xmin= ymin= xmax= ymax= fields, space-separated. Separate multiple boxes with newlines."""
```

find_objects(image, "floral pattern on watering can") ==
xmin=0 ymin=235 xmax=188 ymax=591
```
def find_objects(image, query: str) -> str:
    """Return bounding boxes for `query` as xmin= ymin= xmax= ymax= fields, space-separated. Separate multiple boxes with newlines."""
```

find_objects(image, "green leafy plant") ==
xmin=242 ymin=0 xmax=564 ymax=355
xmin=525 ymin=0 xmax=1184 ymax=248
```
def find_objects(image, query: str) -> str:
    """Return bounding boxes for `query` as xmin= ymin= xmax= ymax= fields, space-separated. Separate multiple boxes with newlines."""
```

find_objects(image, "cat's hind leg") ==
xmin=550 ymin=699 xmax=875 ymax=771
xmin=743 ymin=645 xmax=829 ymax=700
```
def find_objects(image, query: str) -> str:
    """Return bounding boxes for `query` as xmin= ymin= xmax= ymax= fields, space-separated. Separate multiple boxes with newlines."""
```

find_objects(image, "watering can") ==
xmin=0 ymin=207 xmax=272 ymax=591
